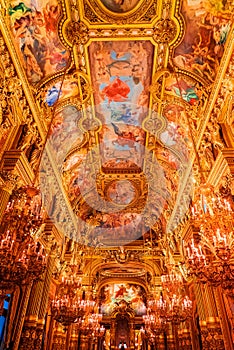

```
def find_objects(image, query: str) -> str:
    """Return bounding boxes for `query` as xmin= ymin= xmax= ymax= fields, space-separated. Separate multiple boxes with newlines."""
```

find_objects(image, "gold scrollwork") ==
xmin=64 ymin=20 xmax=89 ymax=46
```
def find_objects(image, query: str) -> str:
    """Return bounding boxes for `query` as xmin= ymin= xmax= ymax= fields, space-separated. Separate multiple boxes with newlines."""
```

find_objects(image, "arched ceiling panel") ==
xmin=8 ymin=0 xmax=70 ymax=84
xmin=173 ymin=0 xmax=232 ymax=83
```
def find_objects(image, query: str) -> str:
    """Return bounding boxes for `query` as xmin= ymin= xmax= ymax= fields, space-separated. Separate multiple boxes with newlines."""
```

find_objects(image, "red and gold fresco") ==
xmin=9 ymin=0 xmax=69 ymax=84
xmin=89 ymin=40 xmax=154 ymax=171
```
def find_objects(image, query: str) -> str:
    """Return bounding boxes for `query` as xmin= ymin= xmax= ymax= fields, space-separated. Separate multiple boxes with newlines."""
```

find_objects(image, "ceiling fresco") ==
xmin=173 ymin=0 xmax=232 ymax=82
xmin=99 ymin=282 xmax=147 ymax=315
xmin=3 ymin=0 xmax=233 ymax=248
xmin=89 ymin=40 xmax=153 ymax=171
xmin=9 ymin=0 xmax=69 ymax=84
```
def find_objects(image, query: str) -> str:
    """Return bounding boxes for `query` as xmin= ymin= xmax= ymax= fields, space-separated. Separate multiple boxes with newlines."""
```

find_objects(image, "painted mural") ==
xmin=9 ymin=0 xmax=69 ymax=84
xmin=89 ymin=41 xmax=154 ymax=170
xmin=100 ymin=0 xmax=140 ymax=13
xmin=174 ymin=0 xmax=232 ymax=81
xmin=49 ymin=105 xmax=82 ymax=168
xmin=106 ymin=180 xmax=136 ymax=205
xmin=45 ymin=78 xmax=79 ymax=106
xmin=100 ymin=283 xmax=146 ymax=315
xmin=165 ymin=76 xmax=200 ymax=105
xmin=159 ymin=103 xmax=193 ymax=163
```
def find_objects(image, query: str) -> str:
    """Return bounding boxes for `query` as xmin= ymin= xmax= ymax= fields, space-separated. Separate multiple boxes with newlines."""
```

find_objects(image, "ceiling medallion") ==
xmin=106 ymin=180 xmax=137 ymax=206
xmin=64 ymin=20 xmax=89 ymax=46
xmin=153 ymin=19 xmax=177 ymax=44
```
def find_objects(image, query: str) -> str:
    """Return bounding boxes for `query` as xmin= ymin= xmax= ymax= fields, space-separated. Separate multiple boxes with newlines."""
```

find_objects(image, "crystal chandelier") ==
xmin=184 ymin=184 xmax=234 ymax=294
xmin=51 ymin=274 xmax=85 ymax=329
xmin=191 ymin=184 xmax=232 ymax=230
xmin=155 ymin=294 xmax=193 ymax=325
xmin=0 ymin=185 xmax=47 ymax=291
xmin=0 ymin=231 xmax=47 ymax=287
xmin=51 ymin=296 xmax=86 ymax=329
xmin=149 ymin=267 xmax=192 ymax=326
xmin=143 ymin=313 xmax=167 ymax=335
xmin=2 ymin=185 xmax=45 ymax=236
xmin=185 ymin=235 xmax=234 ymax=292
xmin=78 ymin=313 xmax=105 ymax=337
xmin=161 ymin=270 xmax=183 ymax=294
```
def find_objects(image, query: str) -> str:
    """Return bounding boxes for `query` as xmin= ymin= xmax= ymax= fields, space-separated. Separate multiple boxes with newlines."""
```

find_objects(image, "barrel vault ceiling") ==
xmin=0 ymin=0 xmax=234 ymax=282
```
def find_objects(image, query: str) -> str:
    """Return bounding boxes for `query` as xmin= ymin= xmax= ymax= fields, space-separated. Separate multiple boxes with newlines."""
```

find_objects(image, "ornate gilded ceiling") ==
xmin=0 ymin=0 xmax=233 ymax=250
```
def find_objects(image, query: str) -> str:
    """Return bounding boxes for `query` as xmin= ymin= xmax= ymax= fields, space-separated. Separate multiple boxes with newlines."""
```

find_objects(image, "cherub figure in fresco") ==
xmin=111 ymin=123 xmax=144 ymax=144
xmin=43 ymin=2 xmax=59 ymax=35
xmin=190 ymin=45 xmax=216 ymax=81
xmin=13 ymin=15 xmax=31 ymax=39
xmin=115 ymin=284 xmax=127 ymax=299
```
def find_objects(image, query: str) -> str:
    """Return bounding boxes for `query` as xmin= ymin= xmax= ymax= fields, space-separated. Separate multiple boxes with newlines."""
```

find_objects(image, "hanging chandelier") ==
xmin=161 ymin=270 xmax=183 ymax=295
xmin=155 ymin=294 xmax=193 ymax=325
xmin=0 ymin=185 xmax=47 ymax=290
xmin=149 ymin=267 xmax=192 ymax=326
xmin=185 ymin=235 xmax=234 ymax=292
xmin=2 ymin=185 xmax=45 ymax=236
xmin=0 ymin=231 xmax=47 ymax=287
xmin=51 ymin=296 xmax=86 ymax=329
xmin=51 ymin=274 xmax=89 ymax=329
xmin=191 ymin=183 xmax=233 ymax=227
xmin=78 ymin=313 xmax=105 ymax=337
xmin=143 ymin=313 xmax=167 ymax=335
xmin=184 ymin=183 xmax=234 ymax=294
